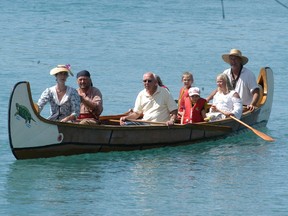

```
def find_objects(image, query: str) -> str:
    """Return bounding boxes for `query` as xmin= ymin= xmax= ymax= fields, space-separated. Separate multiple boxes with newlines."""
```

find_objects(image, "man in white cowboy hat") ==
xmin=207 ymin=49 xmax=259 ymax=111
xmin=222 ymin=49 xmax=259 ymax=111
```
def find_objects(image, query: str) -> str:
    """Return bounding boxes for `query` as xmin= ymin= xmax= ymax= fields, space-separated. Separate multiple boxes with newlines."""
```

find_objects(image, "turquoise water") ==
xmin=1 ymin=0 xmax=288 ymax=215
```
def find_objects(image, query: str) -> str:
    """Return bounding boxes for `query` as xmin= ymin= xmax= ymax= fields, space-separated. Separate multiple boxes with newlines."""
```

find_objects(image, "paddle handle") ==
xmin=229 ymin=115 xmax=252 ymax=129
xmin=110 ymin=119 xmax=173 ymax=125
xmin=126 ymin=119 xmax=178 ymax=125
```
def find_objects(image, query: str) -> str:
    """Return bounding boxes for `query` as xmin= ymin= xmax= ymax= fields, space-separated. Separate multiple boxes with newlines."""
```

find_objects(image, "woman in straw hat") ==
xmin=37 ymin=64 xmax=80 ymax=122
xmin=207 ymin=49 xmax=259 ymax=111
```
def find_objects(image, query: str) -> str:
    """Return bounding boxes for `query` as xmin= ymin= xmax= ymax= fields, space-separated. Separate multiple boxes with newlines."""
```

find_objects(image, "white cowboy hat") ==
xmin=222 ymin=49 xmax=249 ymax=65
xmin=50 ymin=64 xmax=74 ymax=76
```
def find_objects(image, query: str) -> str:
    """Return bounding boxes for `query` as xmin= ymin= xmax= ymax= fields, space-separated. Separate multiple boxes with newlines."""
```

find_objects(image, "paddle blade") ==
xmin=253 ymin=129 xmax=275 ymax=142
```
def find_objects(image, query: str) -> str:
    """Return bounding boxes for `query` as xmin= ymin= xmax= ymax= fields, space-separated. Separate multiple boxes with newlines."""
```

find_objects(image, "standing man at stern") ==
xmin=76 ymin=70 xmax=103 ymax=125
xmin=222 ymin=49 xmax=259 ymax=111
xmin=120 ymin=72 xmax=178 ymax=126
xmin=206 ymin=49 xmax=259 ymax=111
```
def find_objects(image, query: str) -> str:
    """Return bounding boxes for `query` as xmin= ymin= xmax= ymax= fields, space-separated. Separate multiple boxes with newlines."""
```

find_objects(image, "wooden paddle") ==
xmin=110 ymin=119 xmax=232 ymax=132
xmin=218 ymin=110 xmax=274 ymax=142
xmin=109 ymin=119 xmax=168 ymax=125
xmin=127 ymin=119 xmax=176 ymax=125
xmin=100 ymin=109 xmax=133 ymax=121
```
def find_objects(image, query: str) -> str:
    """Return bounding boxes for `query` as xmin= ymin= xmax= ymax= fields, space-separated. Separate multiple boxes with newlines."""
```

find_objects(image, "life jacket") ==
xmin=178 ymin=87 xmax=189 ymax=108
xmin=183 ymin=97 xmax=206 ymax=124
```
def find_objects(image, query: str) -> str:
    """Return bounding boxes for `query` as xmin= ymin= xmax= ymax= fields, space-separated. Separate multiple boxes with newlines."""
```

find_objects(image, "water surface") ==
xmin=0 ymin=0 xmax=287 ymax=215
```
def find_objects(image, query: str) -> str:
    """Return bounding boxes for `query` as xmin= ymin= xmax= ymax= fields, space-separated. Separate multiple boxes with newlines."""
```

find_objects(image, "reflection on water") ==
xmin=3 ymin=138 xmax=272 ymax=214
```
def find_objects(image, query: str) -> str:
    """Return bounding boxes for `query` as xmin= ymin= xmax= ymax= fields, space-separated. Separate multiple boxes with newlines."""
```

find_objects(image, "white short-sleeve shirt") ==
xmin=223 ymin=67 xmax=259 ymax=105
xmin=133 ymin=86 xmax=178 ymax=122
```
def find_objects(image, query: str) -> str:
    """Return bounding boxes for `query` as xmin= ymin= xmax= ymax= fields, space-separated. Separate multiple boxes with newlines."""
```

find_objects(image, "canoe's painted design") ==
xmin=8 ymin=67 xmax=274 ymax=160
xmin=15 ymin=103 xmax=36 ymax=125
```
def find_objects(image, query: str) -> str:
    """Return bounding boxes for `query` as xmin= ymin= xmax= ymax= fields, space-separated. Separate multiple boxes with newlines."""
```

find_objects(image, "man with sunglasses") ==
xmin=120 ymin=72 xmax=178 ymax=126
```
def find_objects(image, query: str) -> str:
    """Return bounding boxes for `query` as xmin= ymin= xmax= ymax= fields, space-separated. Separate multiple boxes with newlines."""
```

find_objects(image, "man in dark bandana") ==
xmin=76 ymin=70 xmax=103 ymax=125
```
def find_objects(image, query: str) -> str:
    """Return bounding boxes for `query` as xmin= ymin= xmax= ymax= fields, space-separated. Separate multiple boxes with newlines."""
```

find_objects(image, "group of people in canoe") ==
xmin=37 ymin=48 xmax=260 ymax=126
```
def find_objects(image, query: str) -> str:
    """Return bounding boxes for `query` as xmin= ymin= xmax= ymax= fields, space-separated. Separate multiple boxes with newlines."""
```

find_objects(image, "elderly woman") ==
xmin=37 ymin=64 xmax=80 ymax=122
xmin=206 ymin=73 xmax=242 ymax=121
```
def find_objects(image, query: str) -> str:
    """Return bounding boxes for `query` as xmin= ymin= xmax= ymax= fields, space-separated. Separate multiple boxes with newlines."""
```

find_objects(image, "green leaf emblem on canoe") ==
xmin=14 ymin=103 xmax=36 ymax=124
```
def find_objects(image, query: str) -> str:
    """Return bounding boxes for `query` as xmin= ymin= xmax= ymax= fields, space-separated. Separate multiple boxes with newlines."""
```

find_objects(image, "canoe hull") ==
xmin=11 ymin=122 xmax=232 ymax=159
xmin=8 ymin=67 xmax=274 ymax=159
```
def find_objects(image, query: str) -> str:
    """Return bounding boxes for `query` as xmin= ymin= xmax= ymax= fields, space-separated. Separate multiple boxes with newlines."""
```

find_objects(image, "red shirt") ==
xmin=180 ymin=97 xmax=206 ymax=124
xmin=178 ymin=87 xmax=189 ymax=109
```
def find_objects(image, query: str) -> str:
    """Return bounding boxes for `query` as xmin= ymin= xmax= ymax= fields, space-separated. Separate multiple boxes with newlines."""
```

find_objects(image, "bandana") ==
xmin=77 ymin=70 xmax=91 ymax=78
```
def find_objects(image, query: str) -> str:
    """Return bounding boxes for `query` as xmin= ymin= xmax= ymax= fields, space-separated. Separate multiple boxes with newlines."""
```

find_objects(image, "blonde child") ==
xmin=206 ymin=73 xmax=242 ymax=121
xmin=178 ymin=72 xmax=194 ymax=118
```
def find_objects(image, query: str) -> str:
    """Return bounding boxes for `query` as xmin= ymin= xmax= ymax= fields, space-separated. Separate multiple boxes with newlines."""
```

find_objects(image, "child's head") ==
xmin=188 ymin=87 xmax=200 ymax=103
xmin=181 ymin=72 xmax=194 ymax=88
xmin=216 ymin=73 xmax=233 ymax=92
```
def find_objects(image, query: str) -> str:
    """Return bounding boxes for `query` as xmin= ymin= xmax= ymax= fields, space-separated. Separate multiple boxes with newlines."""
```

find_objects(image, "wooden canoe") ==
xmin=8 ymin=67 xmax=274 ymax=160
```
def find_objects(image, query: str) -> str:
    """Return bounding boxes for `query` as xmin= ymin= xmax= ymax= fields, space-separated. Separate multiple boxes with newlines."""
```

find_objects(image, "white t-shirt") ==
xmin=223 ymin=67 xmax=259 ymax=105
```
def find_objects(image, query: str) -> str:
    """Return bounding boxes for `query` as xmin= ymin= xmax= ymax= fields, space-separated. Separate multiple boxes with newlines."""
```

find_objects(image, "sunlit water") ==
xmin=0 ymin=0 xmax=287 ymax=215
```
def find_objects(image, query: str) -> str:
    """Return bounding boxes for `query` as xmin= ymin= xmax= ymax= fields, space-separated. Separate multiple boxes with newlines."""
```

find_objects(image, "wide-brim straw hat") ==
xmin=222 ymin=49 xmax=249 ymax=65
xmin=50 ymin=64 xmax=74 ymax=76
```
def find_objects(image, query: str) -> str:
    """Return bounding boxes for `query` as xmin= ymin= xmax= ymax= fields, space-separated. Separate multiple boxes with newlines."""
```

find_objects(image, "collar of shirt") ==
xmin=144 ymin=86 xmax=160 ymax=97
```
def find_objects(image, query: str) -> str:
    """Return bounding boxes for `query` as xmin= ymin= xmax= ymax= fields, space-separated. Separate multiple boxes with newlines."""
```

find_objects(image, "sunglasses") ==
xmin=143 ymin=79 xmax=153 ymax=83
